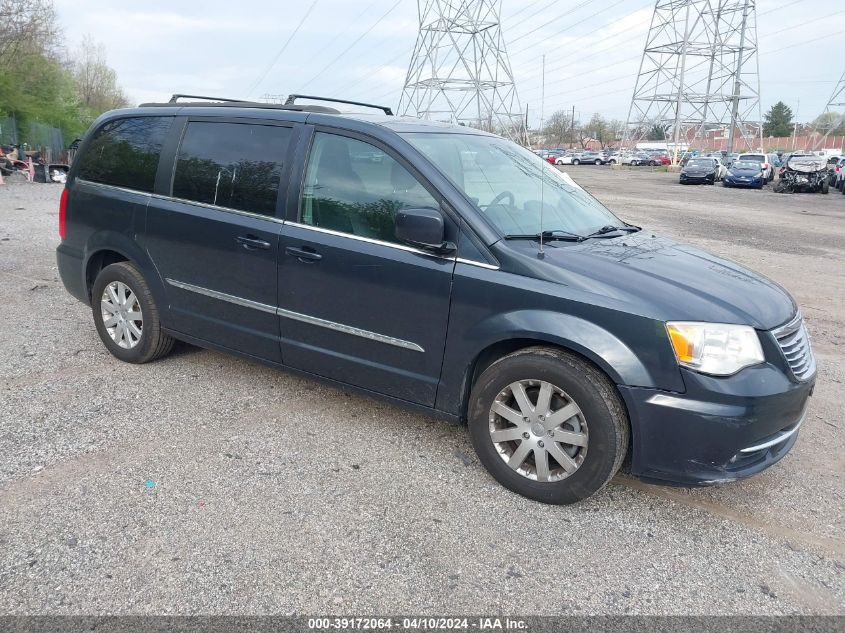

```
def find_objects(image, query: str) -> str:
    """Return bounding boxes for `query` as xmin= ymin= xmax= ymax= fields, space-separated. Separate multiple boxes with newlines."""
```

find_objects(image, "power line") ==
xmin=244 ymin=0 xmax=319 ymax=97
xmin=299 ymin=0 xmax=403 ymax=91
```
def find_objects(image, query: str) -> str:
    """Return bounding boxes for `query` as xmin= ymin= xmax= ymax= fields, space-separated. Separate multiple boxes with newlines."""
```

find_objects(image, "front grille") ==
xmin=772 ymin=314 xmax=816 ymax=381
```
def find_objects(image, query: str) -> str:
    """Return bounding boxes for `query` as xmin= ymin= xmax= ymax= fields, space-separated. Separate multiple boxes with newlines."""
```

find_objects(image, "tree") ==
xmin=647 ymin=124 xmax=666 ymax=141
xmin=0 ymin=0 xmax=59 ymax=64
xmin=586 ymin=113 xmax=605 ymax=147
xmin=810 ymin=111 xmax=845 ymax=136
xmin=74 ymin=36 xmax=129 ymax=116
xmin=542 ymin=109 xmax=572 ymax=146
xmin=763 ymin=101 xmax=794 ymax=137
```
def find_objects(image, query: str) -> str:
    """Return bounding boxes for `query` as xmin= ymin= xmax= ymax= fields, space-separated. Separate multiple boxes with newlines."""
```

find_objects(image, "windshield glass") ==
xmin=402 ymin=133 xmax=620 ymax=236
xmin=687 ymin=159 xmax=713 ymax=168
xmin=733 ymin=161 xmax=761 ymax=170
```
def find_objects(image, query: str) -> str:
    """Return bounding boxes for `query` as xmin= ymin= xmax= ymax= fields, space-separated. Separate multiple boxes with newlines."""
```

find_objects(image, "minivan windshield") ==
xmin=403 ymin=132 xmax=622 ymax=237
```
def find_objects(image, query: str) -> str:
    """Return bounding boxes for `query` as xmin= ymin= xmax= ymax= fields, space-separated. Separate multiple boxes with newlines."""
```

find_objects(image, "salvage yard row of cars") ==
xmin=537 ymin=146 xmax=845 ymax=194
xmin=538 ymin=148 xmax=671 ymax=166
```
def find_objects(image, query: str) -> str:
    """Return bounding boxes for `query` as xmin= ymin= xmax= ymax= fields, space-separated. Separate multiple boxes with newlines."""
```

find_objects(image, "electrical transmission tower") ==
xmin=399 ymin=0 xmax=527 ymax=144
xmin=623 ymin=0 xmax=763 ymax=157
xmin=811 ymin=70 xmax=845 ymax=150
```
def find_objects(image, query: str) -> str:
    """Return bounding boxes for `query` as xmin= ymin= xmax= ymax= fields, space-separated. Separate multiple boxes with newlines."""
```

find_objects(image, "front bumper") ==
xmin=618 ymin=364 xmax=814 ymax=486
xmin=725 ymin=176 xmax=762 ymax=187
xmin=680 ymin=174 xmax=714 ymax=184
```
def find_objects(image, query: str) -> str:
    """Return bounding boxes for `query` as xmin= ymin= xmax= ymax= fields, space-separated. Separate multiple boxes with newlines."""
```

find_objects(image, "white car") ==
xmin=554 ymin=153 xmax=580 ymax=165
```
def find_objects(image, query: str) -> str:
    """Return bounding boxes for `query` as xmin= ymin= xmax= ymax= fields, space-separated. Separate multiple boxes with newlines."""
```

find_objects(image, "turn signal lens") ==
xmin=666 ymin=322 xmax=764 ymax=376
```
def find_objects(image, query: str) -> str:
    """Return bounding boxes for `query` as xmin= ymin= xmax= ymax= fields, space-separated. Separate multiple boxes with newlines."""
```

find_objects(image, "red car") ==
xmin=647 ymin=154 xmax=671 ymax=166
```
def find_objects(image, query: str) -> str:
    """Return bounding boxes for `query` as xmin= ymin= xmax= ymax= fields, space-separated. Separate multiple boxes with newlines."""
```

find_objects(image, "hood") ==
xmin=683 ymin=166 xmax=715 ymax=174
xmin=506 ymin=232 xmax=795 ymax=330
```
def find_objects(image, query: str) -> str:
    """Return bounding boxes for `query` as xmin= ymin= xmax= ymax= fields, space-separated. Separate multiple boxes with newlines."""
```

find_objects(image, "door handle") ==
xmin=236 ymin=235 xmax=271 ymax=250
xmin=285 ymin=245 xmax=322 ymax=262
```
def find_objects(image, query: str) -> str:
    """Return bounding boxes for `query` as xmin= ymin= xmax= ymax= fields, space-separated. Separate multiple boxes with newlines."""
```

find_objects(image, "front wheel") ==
xmin=468 ymin=347 xmax=629 ymax=505
xmin=92 ymin=262 xmax=174 ymax=363
xmin=821 ymin=180 xmax=829 ymax=194
xmin=572 ymin=159 xmax=580 ymax=165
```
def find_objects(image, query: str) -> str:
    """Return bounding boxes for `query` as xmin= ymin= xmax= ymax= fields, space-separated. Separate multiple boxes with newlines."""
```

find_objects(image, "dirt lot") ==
xmin=0 ymin=168 xmax=843 ymax=615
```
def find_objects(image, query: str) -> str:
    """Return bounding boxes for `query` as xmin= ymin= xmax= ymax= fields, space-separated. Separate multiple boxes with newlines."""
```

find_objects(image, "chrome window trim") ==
xmin=76 ymin=178 xmax=152 ymax=197
xmin=150 ymin=193 xmax=285 ymax=224
xmin=285 ymin=220 xmax=454 ymax=261
xmin=165 ymin=278 xmax=424 ymax=353
xmin=456 ymin=257 xmax=500 ymax=271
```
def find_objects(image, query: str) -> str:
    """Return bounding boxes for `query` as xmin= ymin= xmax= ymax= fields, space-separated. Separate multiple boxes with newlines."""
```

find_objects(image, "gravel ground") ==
xmin=0 ymin=168 xmax=843 ymax=615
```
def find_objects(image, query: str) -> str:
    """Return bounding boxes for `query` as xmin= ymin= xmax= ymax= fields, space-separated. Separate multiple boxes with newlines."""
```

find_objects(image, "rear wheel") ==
xmin=468 ymin=347 xmax=629 ymax=505
xmin=573 ymin=159 xmax=580 ymax=165
xmin=821 ymin=180 xmax=829 ymax=194
xmin=92 ymin=262 xmax=174 ymax=364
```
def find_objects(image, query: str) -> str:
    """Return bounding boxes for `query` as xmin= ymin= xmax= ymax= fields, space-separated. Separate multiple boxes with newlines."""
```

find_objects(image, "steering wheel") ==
xmin=488 ymin=191 xmax=515 ymax=208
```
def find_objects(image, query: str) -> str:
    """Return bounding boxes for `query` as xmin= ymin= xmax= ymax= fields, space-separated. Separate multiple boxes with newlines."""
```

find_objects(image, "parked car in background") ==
xmin=737 ymin=153 xmax=776 ymax=183
xmin=628 ymin=151 xmax=651 ymax=166
xmin=57 ymin=94 xmax=816 ymax=504
xmin=833 ymin=157 xmax=845 ymax=191
xmin=646 ymin=153 xmax=671 ymax=166
xmin=723 ymin=160 xmax=766 ymax=189
xmin=555 ymin=152 xmax=581 ymax=165
xmin=774 ymin=154 xmax=830 ymax=193
xmin=679 ymin=157 xmax=725 ymax=185
xmin=575 ymin=151 xmax=604 ymax=165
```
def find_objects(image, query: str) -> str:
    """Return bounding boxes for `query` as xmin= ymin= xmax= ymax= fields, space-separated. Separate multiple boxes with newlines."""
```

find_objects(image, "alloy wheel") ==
xmin=101 ymin=281 xmax=143 ymax=349
xmin=488 ymin=379 xmax=588 ymax=482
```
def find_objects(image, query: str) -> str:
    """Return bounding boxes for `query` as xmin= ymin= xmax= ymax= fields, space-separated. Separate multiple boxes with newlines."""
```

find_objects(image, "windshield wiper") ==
xmin=581 ymin=224 xmax=642 ymax=239
xmin=504 ymin=229 xmax=585 ymax=242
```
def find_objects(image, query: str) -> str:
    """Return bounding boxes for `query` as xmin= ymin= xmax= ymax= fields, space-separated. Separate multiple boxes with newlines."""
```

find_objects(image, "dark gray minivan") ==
xmin=57 ymin=95 xmax=815 ymax=504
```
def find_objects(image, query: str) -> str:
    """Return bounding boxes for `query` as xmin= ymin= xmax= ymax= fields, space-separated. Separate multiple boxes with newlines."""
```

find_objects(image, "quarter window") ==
xmin=173 ymin=122 xmax=292 ymax=216
xmin=300 ymin=132 xmax=438 ymax=243
xmin=77 ymin=117 xmax=172 ymax=192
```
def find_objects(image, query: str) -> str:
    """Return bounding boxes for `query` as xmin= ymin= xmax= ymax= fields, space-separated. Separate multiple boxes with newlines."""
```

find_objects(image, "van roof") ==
xmin=130 ymin=93 xmax=494 ymax=137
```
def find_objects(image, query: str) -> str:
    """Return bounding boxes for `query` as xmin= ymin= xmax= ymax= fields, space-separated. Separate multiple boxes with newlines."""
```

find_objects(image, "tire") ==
xmin=555 ymin=160 xmax=563 ymax=165
xmin=467 ymin=347 xmax=629 ymax=505
xmin=609 ymin=159 xmax=617 ymax=165
xmin=572 ymin=159 xmax=580 ymax=165
xmin=821 ymin=180 xmax=829 ymax=194
xmin=722 ymin=181 xmax=729 ymax=187
xmin=594 ymin=159 xmax=601 ymax=165
xmin=773 ymin=181 xmax=784 ymax=193
xmin=91 ymin=262 xmax=174 ymax=364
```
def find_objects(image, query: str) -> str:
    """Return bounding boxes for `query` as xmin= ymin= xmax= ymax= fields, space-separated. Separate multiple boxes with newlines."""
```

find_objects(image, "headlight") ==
xmin=666 ymin=322 xmax=764 ymax=376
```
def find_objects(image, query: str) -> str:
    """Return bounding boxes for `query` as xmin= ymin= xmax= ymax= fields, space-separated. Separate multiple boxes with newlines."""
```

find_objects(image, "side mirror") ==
xmin=394 ymin=207 xmax=455 ymax=254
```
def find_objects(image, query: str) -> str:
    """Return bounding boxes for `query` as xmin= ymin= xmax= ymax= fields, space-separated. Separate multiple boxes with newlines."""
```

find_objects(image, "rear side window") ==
xmin=172 ymin=122 xmax=292 ymax=216
xmin=77 ymin=117 xmax=172 ymax=192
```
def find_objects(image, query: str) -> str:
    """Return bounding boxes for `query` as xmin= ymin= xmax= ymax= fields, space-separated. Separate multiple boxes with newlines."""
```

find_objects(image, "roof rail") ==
xmin=168 ymin=94 xmax=247 ymax=104
xmin=285 ymin=94 xmax=393 ymax=116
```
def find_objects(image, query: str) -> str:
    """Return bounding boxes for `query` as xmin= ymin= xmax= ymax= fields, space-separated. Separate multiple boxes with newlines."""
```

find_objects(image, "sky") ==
xmin=53 ymin=0 xmax=844 ymax=127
